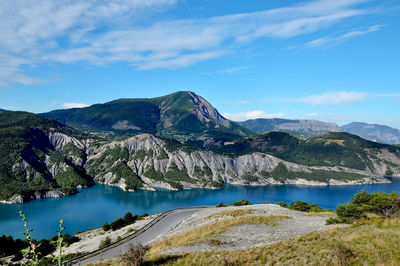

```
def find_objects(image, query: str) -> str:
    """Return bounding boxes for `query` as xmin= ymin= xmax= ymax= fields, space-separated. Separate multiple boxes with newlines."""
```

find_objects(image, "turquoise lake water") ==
xmin=1 ymin=179 xmax=400 ymax=240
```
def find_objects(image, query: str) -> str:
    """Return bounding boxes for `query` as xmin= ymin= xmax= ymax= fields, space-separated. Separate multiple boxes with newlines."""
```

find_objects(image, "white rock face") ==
xmin=86 ymin=134 xmax=394 ymax=192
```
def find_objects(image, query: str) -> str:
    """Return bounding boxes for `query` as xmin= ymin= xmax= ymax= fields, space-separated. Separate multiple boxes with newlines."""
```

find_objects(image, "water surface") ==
xmin=1 ymin=179 xmax=399 ymax=239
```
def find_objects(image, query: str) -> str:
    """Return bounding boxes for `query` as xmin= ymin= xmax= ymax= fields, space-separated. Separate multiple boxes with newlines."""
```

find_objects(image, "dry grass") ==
xmin=324 ymin=139 xmax=345 ymax=146
xmin=304 ymin=211 xmax=336 ymax=216
xmin=146 ymin=218 xmax=400 ymax=265
xmin=149 ymin=215 xmax=288 ymax=254
xmin=207 ymin=208 xmax=254 ymax=219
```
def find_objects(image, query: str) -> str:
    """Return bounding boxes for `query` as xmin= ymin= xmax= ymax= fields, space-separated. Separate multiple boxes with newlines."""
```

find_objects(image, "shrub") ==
xmin=120 ymin=243 xmax=149 ymax=266
xmin=124 ymin=212 xmax=139 ymax=224
xmin=102 ymin=222 xmax=111 ymax=231
xmin=139 ymin=213 xmax=149 ymax=219
xmin=336 ymin=191 xmax=400 ymax=220
xmin=99 ymin=236 xmax=112 ymax=248
xmin=216 ymin=201 xmax=227 ymax=207
xmin=336 ymin=203 xmax=364 ymax=219
xmin=326 ymin=217 xmax=351 ymax=225
xmin=63 ymin=233 xmax=80 ymax=246
xmin=277 ymin=202 xmax=288 ymax=208
xmin=232 ymin=199 xmax=251 ymax=206
xmin=288 ymin=201 xmax=325 ymax=212
xmin=111 ymin=218 xmax=125 ymax=231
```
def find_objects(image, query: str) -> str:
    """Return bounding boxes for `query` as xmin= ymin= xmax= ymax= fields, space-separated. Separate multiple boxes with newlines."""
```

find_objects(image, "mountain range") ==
xmin=1 ymin=91 xmax=400 ymax=203
xmin=238 ymin=118 xmax=400 ymax=144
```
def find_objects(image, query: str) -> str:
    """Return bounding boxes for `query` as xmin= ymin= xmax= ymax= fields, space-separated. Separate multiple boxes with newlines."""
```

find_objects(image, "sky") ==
xmin=0 ymin=0 xmax=399 ymax=128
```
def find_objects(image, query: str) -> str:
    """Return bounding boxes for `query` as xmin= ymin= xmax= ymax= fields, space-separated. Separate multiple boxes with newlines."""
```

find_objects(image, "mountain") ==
xmin=0 ymin=109 xmax=7 ymax=112
xmin=237 ymin=118 xmax=341 ymax=138
xmin=0 ymin=111 xmax=92 ymax=202
xmin=1 ymin=112 xmax=400 ymax=203
xmin=341 ymin=122 xmax=400 ymax=144
xmin=41 ymin=91 xmax=252 ymax=142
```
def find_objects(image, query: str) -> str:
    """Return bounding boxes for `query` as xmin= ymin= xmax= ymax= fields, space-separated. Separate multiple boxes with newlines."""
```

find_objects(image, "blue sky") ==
xmin=1 ymin=0 xmax=399 ymax=127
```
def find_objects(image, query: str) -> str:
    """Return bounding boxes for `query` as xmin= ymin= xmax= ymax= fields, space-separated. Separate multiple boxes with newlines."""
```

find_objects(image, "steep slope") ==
xmin=342 ymin=122 xmax=400 ymax=144
xmin=41 ymin=91 xmax=252 ymax=141
xmin=238 ymin=118 xmax=341 ymax=138
xmin=0 ymin=111 xmax=93 ymax=202
xmin=2 ymin=113 xmax=400 ymax=203
xmin=207 ymin=131 xmax=400 ymax=174
xmin=85 ymin=133 xmax=395 ymax=193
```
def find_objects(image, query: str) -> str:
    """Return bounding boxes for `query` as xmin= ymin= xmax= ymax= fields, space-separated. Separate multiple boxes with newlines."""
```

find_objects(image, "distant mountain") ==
xmin=41 ymin=91 xmax=252 ymax=141
xmin=237 ymin=118 xmax=341 ymax=138
xmin=341 ymin=122 xmax=400 ymax=144
xmin=0 ymin=108 xmax=7 ymax=112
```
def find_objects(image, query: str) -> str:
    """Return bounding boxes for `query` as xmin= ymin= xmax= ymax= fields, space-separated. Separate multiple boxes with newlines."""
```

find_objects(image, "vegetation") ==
xmin=232 ymin=199 xmax=251 ymax=206
xmin=287 ymin=200 xmax=328 ymax=213
xmin=5 ymin=211 xmax=71 ymax=265
xmin=150 ymin=215 xmax=288 ymax=254
xmin=99 ymin=236 xmax=112 ymax=248
xmin=145 ymin=218 xmax=400 ymax=265
xmin=207 ymin=209 xmax=253 ymax=219
xmin=0 ymin=111 xmax=90 ymax=201
xmin=41 ymin=91 xmax=251 ymax=140
xmin=102 ymin=212 xmax=146 ymax=231
xmin=327 ymin=190 xmax=400 ymax=224
xmin=120 ymin=243 xmax=149 ymax=266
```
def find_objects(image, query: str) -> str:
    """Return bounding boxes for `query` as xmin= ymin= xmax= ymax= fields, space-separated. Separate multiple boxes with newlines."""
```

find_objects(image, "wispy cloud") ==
xmin=305 ymin=24 xmax=383 ymax=48
xmin=223 ymin=110 xmax=285 ymax=121
xmin=219 ymin=66 xmax=252 ymax=74
xmin=63 ymin=102 xmax=89 ymax=109
xmin=292 ymin=91 xmax=368 ymax=106
xmin=0 ymin=0 xmax=374 ymax=86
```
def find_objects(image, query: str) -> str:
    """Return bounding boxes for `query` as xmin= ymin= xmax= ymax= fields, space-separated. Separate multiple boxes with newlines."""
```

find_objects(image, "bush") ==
xmin=216 ymin=201 xmax=227 ymax=207
xmin=120 ymin=243 xmax=149 ymax=266
xmin=111 ymin=218 xmax=125 ymax=231
xmin=336 ymin=191 xmax=400 ymax=220
xmin=232 ymin=199 xmax=251 ymax=206
xmin=124 ymin=212 xmax=139 ymax=224
xmin=102 ymin=222 xmax=111 ymax=231
xmin=336 ymin=203 xmax=364 ymax=219
xmin=277 ymin=202 xmax=288 ymax=208
xmin=63 ymin=233 xmax=80 ymax=245
xmin=99 ymin=236 xmax=112 ymax=248
xmin=288 ymin=201 xmax=325 ymax=212
xmin=326 ymin=217 xmax=351 ymax=225
xmin=139 ymin=213 xmax=149 ymax=219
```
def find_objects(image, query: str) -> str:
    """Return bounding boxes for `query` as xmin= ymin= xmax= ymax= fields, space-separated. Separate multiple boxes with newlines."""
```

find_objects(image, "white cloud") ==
xmin=223 ymin=110 xmax=285 ymax=121
xmin=0 ymin=0 xmax=372 ymax=86
xmin=295 ymin=91 xmax=368 ymax=105
xmin=305 ymin=24 xmax=383 ymax=48
xmin=219 ymin=66 xmax=251 ymax=74
xmin=63 ymin=102 xmax=89 ymax=109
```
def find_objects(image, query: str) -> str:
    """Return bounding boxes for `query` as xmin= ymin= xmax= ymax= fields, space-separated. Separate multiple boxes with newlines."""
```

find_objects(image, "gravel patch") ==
xmin=152 ymin=204 xmax=345 ymax=254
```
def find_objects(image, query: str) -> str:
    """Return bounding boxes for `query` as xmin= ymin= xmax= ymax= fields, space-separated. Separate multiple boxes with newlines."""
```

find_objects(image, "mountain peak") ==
xmin=41 ymin=91 xmax=249 ymax=140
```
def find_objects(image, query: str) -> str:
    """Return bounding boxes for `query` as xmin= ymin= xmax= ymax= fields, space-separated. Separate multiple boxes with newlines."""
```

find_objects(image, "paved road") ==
xmin=73 ymin=208 xmax=199 ymax=265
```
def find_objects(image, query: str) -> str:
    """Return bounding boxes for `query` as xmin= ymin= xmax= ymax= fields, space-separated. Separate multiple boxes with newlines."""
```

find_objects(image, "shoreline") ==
xmin=0 ymin=176 xmax=393 ymax=204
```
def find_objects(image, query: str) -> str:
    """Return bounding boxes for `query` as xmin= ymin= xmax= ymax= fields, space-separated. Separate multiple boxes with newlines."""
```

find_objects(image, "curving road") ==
xmin=72 ymin=208 xmax=199 ymax=265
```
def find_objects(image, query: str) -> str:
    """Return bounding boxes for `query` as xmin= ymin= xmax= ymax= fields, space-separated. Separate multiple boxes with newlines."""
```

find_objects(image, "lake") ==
xmin=1 ymin=179 xmax=400 ymax=240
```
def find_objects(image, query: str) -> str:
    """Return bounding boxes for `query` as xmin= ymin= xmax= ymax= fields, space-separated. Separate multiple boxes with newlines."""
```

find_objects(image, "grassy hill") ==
xmin=41 ymin=91 xmax=252 ymax=141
